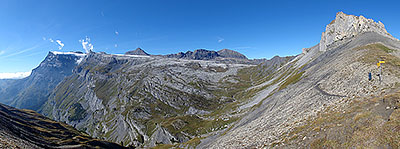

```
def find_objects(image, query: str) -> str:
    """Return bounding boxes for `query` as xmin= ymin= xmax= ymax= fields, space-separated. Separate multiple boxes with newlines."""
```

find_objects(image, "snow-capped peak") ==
xmin=50 ymin=51 xmax=87 ymax=64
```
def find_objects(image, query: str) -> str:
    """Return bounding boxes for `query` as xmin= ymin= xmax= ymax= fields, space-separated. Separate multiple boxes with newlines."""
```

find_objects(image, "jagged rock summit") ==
xmin=217 ymin=49 xmax=247 ymax=59
xmin=165 ymin=49 xmax=219 ymax=60
xmin=320 ymin=11 xmax=398 ymax=51
xmin=125 ymin=48 xmax=150 ymax=56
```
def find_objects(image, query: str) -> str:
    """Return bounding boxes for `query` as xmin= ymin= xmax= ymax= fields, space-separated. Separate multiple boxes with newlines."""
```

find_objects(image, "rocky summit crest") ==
xmin=319 ymin=12 xmax=397 ymax=51
xmin=125 ymin=48 xmax=150 ymax=56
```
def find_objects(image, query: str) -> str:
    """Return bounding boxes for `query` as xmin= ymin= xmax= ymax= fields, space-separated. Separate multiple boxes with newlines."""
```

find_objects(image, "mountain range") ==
xmin=0 ymin=12 xmax=399 ymax=148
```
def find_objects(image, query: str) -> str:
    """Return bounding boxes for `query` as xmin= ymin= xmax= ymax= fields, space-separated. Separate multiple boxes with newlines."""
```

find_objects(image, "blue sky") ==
xmin=0 ymin=0 xmax=400 ymax=75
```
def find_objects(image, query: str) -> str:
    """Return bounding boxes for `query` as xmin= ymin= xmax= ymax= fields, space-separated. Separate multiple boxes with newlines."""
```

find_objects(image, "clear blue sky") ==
xmin=0 ymin=0 xmax=399 ymax=73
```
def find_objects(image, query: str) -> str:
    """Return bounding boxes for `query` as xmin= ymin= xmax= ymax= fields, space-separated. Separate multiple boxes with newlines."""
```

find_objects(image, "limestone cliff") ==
xmin=320 ymin=12 xmax=397 ymax=51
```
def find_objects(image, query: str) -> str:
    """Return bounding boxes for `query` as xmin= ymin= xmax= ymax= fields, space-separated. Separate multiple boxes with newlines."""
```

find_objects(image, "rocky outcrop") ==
xmin=191 ymin=49 xmax=220 ymax=60
xmin=125 ymin=48 xmax=150 ymax=56
xmin=320 ymin=12 xmax=397 ymax=51
xmin=149 ymin=125 xmax=177 ymax=147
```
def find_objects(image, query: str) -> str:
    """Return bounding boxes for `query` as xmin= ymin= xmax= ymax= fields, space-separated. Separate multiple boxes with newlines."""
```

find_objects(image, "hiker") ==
xmin=368 ymin=72 xmax=372 ymax=81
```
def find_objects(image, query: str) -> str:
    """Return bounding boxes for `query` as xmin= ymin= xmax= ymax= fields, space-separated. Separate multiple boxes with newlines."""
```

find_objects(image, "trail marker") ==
xmin=377 ymin=60 xmax=385 ymax=83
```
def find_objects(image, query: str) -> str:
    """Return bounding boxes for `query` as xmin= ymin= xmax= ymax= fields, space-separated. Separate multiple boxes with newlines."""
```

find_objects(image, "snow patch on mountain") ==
xmin=50 ymin=51 xmax=87 ymax=64
xmin=50 ymin=51 xmax=86 ymax=56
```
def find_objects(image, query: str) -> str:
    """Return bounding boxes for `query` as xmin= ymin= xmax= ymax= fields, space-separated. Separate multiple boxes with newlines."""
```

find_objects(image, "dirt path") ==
xmin=314 ymin=84 xmax=346 ymax=97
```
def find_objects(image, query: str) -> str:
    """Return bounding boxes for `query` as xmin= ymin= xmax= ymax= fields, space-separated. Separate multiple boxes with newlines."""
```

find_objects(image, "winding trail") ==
xmin=314 ymin=84 xmax=346 ymax=97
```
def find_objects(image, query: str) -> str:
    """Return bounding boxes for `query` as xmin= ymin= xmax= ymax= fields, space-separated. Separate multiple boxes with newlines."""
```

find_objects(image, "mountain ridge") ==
xmin=125 ymin=48 xmax=251 ymax=60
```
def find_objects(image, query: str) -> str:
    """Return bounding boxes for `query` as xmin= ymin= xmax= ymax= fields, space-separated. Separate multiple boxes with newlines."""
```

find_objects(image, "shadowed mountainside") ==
xmin=0 ymin=103 xmax=127 ymax=148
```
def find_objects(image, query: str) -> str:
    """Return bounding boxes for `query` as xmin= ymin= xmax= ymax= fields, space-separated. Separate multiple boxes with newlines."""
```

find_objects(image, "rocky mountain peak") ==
xmin=164 ymin=49 xmax=219 ymax=60
xmin=192 ymin=49 xmax=219 ymax=60
xmin=217 ymin=49 xmax=247 ymax=59
xmin=319 ymin=12 xmax=397 ymax=51
xmin=44 ymin=51 xmax=86 ymax=68
xmin=0 ymin=51 xmax=86 ymax=111
xmin=125 ymin=48 xmax=150 ymax=56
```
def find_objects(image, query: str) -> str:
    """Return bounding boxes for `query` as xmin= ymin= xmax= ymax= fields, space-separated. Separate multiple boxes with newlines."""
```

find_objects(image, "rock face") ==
xmin=217 ymin=49 xmax=247 ymax=59
xmin=319 ymin=12 xmax=397 ymax=51
xmin=149 ymin=125 xmax=177 ymax=146
xmin=0 ymin=103 xmax=126 ymax=148
xmin=125 ymin=48 xmax=150 ymax=56
xmin=190 ymin=49 xmax=220 ymax=60
xmin=0 ymin=51 xmax=85 ymax=110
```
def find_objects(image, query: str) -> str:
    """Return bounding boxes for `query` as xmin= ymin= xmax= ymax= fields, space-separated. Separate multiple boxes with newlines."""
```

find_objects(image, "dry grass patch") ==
xmin=277 ymin=90 xmax=400 ymax=148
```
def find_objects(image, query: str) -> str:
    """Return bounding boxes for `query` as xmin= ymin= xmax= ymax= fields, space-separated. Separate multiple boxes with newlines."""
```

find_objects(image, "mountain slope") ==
xmin=200 ymin=13 xmax=400 ymax=148
xmin=0 ymin=51 xmax=85 ymax=110
xmin=0 ymin=46 xmax=278 ymax=147
xmin=39 ymin=52 xmax=271 ymax=147
xmin=0 ymin=103 xmax=125 ymax=148
xmin=279 ymin=88 xmax=400 ymax=148
xmin=0 ymin=79 xmax=18 ymax=104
